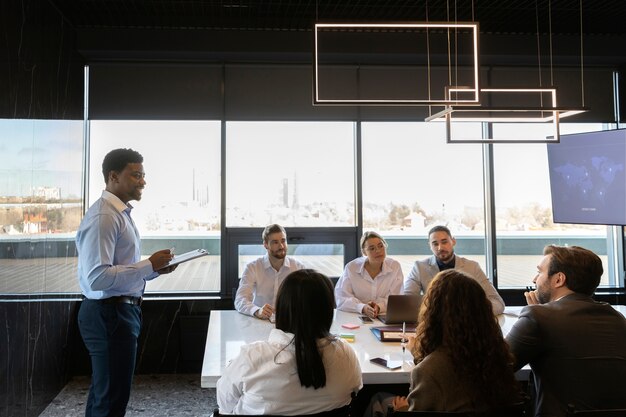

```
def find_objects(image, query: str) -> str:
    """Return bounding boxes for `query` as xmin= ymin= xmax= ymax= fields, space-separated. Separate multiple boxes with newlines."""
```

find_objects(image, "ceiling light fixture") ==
xmin=424 ymin=0 xmax=588 ymax=143
xmin=425 ymin=87 xmax=587 ymax=143
xmin=313 ymin=22 xmax=480 ymax=105
xmin=425 ymin=87 xmax=587 ymax=122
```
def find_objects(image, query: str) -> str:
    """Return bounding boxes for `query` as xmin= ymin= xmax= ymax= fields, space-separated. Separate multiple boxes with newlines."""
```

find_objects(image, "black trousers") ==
xmin=78 ymin=299 xmax=141 ymax=417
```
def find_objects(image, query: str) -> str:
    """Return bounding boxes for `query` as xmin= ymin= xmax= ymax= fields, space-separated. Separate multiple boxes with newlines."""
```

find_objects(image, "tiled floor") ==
xmin=39 ymin=374 xmax=217 ymax=417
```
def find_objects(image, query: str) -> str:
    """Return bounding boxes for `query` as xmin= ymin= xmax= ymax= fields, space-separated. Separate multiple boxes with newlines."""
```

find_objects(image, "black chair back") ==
xmin=213 ymin=404 xmax=351 ymax=417
xmin=566 ymin=405 xmax=626 ymax=417
xmin=389 ymin=401 xmax=527 ymax=417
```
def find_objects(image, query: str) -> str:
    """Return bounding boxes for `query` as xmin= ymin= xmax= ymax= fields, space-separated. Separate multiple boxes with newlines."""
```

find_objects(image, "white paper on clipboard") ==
xmin=159 ymin=248 xmax=209 ymax=269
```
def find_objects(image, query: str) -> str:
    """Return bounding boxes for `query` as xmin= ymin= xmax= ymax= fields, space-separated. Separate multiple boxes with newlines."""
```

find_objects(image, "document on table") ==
xmin=159 ymin=248 xmax=209 ymax=269
xmin=503 ymin=307 xmax=523 ymax=317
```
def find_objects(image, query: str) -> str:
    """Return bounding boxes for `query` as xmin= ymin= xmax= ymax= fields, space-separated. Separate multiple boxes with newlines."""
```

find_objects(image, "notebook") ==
xmin=370 ymin=324 xmax=417 ymax=342
xmin=377 ymin=294 xmax=423 ymax=325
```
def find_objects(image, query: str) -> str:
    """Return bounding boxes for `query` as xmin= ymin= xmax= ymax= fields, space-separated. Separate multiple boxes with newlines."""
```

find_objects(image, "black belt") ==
xmin=86 ymin=296 xmax=142 ymax=306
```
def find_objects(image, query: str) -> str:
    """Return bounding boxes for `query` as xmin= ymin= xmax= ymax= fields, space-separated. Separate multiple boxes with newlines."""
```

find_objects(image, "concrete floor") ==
xmin=38 ymin=374 xmax=216 ymax=417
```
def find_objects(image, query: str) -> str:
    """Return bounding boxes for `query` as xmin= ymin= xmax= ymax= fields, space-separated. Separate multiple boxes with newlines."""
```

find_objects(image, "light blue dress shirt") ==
xmin=76 ymin=190 xmax=158 ymax=299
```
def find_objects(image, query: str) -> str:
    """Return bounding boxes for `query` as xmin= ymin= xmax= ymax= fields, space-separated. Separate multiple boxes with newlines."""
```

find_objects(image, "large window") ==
xmin=89 ymin=120 xmax=222 ymax=293
xmin=0 ymin=119 xmax=83 ymax=294
xmin=4 ymin=117 xmax=625 ymax=298
xmin=4 ymin=60 xmax=625 ymax=300
xmin=225 ymin=122 xmax=356 ymax=227
xmin=224 ymin=122 xmax=357 ymax=287
xmin=493 ymin=123 xmax=610 ymax=288
xmin=361 ymin=122 xmax=486 ymax=277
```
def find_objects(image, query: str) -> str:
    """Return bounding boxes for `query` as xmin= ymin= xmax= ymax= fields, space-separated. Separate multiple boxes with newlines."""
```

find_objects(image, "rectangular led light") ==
xmin=313 ymin=22 xmax=480 ymax=105
xmin=425 ymin=88 xmax=587 ymax=143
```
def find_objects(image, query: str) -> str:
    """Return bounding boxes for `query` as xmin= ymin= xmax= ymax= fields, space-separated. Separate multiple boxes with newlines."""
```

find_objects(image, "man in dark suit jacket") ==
xmin=506 ymin=245 xmax=626 ymax=417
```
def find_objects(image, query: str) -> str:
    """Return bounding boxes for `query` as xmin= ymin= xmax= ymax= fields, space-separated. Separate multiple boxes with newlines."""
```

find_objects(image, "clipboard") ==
xmin=159 ymin=248 xmax=209 ymax=269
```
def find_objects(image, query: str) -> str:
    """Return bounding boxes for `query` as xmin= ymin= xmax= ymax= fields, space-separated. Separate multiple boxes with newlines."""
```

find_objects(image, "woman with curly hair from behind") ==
xmin=366 ymin=269 xmax=521 ymax=416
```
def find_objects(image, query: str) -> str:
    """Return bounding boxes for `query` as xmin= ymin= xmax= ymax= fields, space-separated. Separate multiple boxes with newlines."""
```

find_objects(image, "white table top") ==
xmin=201 ymin=305 xmax=625 ymax=389
xmin=200 ymin=308 xmax=522 ymax=388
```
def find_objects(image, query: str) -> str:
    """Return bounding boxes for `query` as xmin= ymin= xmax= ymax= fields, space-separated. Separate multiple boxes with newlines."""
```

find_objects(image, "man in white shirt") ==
xmin=234 ymin=224 xmax=305 ymax=319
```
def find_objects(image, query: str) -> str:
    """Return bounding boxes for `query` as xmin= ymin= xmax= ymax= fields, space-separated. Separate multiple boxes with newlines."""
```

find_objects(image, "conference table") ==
xmin=201 ymin=307 xmax=529 ymax=389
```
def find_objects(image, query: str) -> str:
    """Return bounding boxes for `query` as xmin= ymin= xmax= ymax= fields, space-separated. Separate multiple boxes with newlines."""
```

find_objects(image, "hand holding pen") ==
xmin=149 ymin=248 xmax=177 ymax=274
xmin=524 ymin=285 xmax=539 ymax=305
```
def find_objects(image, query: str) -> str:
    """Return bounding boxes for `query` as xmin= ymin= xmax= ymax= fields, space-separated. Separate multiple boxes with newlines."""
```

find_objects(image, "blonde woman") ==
xmin=335 ymin=231 xmax=403 ymax=318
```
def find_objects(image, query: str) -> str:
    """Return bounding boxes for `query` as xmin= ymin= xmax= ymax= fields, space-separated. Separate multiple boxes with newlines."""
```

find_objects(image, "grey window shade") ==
xmin=224 ymin=64 xmax=357 ymax=121
xmin=488 ymin=67 xmax=614 ymax=123
xmin=88 ymin=63 xmax=614 ymax=122
xmin=88 ymin=63 xmax=224 ymax=120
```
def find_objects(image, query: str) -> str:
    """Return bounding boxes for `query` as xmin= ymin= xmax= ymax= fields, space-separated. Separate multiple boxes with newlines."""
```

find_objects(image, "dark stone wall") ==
xmin=0 ymin=301 xmax=79 ymax=417
xmin=1 ymin=298 xmax=232 ymax=417
xmin=0 ymin=0 xmax=84 ymax=119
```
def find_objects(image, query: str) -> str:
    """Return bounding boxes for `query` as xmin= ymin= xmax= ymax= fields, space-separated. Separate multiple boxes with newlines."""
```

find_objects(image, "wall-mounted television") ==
xmin=547 ymin=129 xmax=626 ymax=225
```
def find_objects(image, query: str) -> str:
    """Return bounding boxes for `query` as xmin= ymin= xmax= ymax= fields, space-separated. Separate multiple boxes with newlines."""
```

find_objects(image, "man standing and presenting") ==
xmin=403 ymin=225 xmax=504 ymax=315
xmin=506 ymin=245 xmax=626 ymax=416
xmin=235 ymin=224 xmax=305 ymax=319
xmin=77 ymin=148 xmax=177 ymax=417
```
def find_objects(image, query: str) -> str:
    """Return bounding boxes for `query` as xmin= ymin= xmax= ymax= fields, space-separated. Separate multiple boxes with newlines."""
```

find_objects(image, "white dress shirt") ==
xmin=234 ymin=255 xmax=305 ymax=317
xmin=334 ymin=256 xmax=404 ymax=314
xmin=216 ymin=328 xmax=363 ymax=415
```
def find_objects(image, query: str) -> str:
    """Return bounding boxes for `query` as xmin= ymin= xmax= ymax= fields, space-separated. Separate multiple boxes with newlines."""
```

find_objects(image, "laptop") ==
xmin=377 ymin=294 xmax=422 ymax=325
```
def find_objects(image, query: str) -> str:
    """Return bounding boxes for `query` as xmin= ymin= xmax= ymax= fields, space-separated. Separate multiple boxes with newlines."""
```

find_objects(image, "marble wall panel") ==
xmin=1 ymin=298 xmax=228 ymax=417
xmin=0 ymin=0 xmax=84 ymax=120
xmin=0 ymin=301 xmax=79 ymax=417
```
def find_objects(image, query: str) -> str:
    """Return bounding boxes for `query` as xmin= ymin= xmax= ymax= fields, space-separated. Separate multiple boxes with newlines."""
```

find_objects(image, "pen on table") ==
xmin=402 ymin=321 xmax=406 ymax=354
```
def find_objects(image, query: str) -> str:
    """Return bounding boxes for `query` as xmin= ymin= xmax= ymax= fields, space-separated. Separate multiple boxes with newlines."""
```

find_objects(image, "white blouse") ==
xmin=217 ymin=328 xmax=363 ymax=415
xmin=334 ymin=256 xmax=404 ymax=314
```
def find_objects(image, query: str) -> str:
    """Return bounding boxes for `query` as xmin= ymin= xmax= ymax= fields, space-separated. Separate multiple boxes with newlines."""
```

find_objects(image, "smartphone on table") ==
xmin=369 ymin=357 xmax=402 ymax=370
xmin=358 ymin=315 xmax=373 ymax=323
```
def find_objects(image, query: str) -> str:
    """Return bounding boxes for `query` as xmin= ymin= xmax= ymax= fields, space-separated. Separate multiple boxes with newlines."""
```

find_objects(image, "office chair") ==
xmin=212 ymin=403 xmax=351 ymax=417
xmin=389 ymin=411 xmax=524 ymax=417
xmin=390 ymin=412 xmax=475 ymax=417
xmin=566 ymin=405 xmax=626 ymax=417
xmin=389 ymin=401 xmax=527 ymax=417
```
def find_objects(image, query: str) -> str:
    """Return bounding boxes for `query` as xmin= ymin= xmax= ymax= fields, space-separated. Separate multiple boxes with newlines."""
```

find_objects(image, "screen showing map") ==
xmin=547 ymin=129 xmax=626 ymax=225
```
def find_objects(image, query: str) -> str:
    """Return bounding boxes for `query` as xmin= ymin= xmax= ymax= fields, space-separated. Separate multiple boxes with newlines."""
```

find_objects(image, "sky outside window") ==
xmin=225 ymin=121 xmax=356 ymax=227
xmin=89 ymin=120 xmax=221 ymax=236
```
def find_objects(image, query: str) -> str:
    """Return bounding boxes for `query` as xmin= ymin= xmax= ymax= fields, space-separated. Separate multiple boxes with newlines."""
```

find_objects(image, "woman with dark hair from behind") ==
xmin=366 ymin=269 xmax=521 ymax=416
xmin=217 ymin=269 xmax=363 ymax=415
